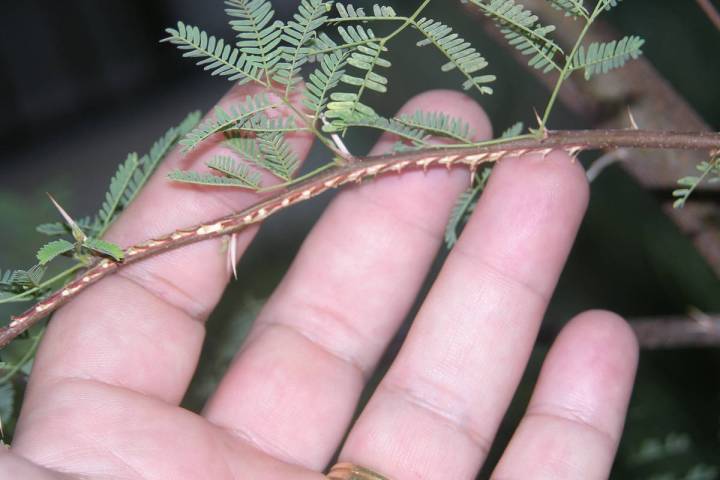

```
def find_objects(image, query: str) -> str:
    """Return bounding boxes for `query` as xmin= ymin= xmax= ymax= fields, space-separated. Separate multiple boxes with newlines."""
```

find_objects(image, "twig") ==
xmin=631 ymin=312 xmax=720 ymax=349
xmin=2 ymin=129 xmax=720 ymax=348
xmin=696 ymin=0 xmax=720 ymax=31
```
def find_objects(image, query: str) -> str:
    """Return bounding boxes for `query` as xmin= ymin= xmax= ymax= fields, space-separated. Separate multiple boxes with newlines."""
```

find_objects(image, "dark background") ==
xmin=1 ymin=1 xmax=719 ymax=478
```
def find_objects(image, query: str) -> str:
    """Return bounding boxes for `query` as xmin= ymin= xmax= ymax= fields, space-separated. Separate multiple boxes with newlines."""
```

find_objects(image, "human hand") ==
xmin=1 ymin=89 xmax=637 ymax=479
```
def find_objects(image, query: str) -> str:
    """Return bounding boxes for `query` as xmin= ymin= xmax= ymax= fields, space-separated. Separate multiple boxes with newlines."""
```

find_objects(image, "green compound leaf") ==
xmin=275 ymin=0 xmax=332 ymax=93
xmin=83 ymin=238 xmax=124 ymax=262
xmin=169 ymin=170 xmax=261 ymax=189
xmin=572 ymin=35 xmax=645 ymax=80
xmin=396 ymin=110 xmax=476 ymax=143
xmin=225 ymin=0 xmax=285 ymax=80
xmin=545 ymin=0 xmax=588 ymax=18
xmin=304 ymin=50 xmax=348 ymax=119
xmin=414 ymin=17 xmax=495 ymax=94
xmin=673 ymin=156 xmax=720 ymax=208
xmin=36 ymin=240 xmax=75 ymax=266
xmin=468 ymin=0 xmax=562 ymax=73
xmin=207 ymin=156 xmax=263 ymax=188
xmin=9 ymin=265 xmax=47 ymax=289
xmin=180 ymin=95 xmax=276 ymax=151
xmin=445 ymin=168 xmax=493 ymax=248
xmin=162 ymin=22 xmax=263 ymax=84
xmin=257 ymin=132 xmax=300 ymax=180
xmin=500 ymin=121 xmax=524 ymax=138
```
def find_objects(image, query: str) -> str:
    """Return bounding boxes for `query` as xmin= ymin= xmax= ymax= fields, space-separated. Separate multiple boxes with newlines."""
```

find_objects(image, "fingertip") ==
xmin=561 ymin=309 xmax=640 ymax=371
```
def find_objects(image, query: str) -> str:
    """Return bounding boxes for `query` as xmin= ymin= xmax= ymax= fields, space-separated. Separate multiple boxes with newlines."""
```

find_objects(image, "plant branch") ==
xmin=2 ymin=128 xmax=720 ymax=348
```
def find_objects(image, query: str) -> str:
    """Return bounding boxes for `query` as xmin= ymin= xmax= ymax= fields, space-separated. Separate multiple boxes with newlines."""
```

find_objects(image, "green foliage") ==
xmin=36 ymin=240 xmax=74 ymax=266
xmin=8 ymin=266 xmax=46 ymax=290
xmin=0 ymin=381 xmax=13 ymax=436
xmin=334 ymin=115 xmax=428 ymax=145
xmin=207 ymin=156 xmax=263 ymax=188
xmin=99 ymin=153 xmax=140 ymax=228
xmin=225 ymin=0 xmax=285 ymax=81
xmin=257 ymin=132 xmax=300 ymax=180
xmin=163 ymin=22 xmax=263 ymax=84
xmin=168 ymin=170 xmax=262 ymax=189
xmin=414 ymin=17 xmax=495 ymax=94
xmin=546 ymin=0 xmax=589 ymax=18
xmin=82 ymin=238 xmax=124 ymax=262
xmin=275 ymin=0 xmax=332 ymax=93
xmin=396 ymin=110 xmax=476 ymax=143
xmin=572 ymin=35 xmax=645 ymax=79
xmin=181 ymin=95 xmax=276 ymax=151
xmin=673 ymin=156 xmax=720 ymax=208
xmin=333 ymin=3 xmax=397 ymax=19
xmin=304 ymin=50 xmax=348 ymax=119
xmin=501 ymin=121 xmax=525 ymax=138
xmin=324 ymin=42 xmax=390 ymax=128
xmin=468 ymin=0 xmax=562 ymax=73
xmin=445 ymin=169 xmax=492 ymax=248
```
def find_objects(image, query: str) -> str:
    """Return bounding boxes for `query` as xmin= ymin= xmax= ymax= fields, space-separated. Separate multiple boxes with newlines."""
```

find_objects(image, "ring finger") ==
xmin=338 ymin=150 xmax=590 ymax=479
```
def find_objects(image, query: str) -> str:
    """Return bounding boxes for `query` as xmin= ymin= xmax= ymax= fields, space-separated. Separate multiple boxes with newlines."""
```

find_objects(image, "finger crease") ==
xmin=525 ymin=405 xmax=618 ymax=448
xmin=452 ymin=245 xmax=550 ymax=304
xmin=256 ymin=320 xmax=368 ymax=382
xmin=379 ymin=379 xmax=493 ymax=456
xmin=116 ymin=268 xmax=210 ymax=322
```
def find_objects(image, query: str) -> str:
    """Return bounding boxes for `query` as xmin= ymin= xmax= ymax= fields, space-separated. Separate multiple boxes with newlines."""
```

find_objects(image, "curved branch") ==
xmin=2 ymin=129 xmax=720 ymax=348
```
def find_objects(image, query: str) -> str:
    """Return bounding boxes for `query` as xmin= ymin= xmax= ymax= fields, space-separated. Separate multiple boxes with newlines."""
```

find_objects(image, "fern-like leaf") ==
xmin=333 ymin=3 xmax=397 ymax=19
xmin=98 ymin=153 xmax=140 ymax=229
xmin=162 ymin=22 xmax=263 ymax=84
xmin=396 ymin=110 xmax=476 ymax=143
xmin=572 ymin=35 xmax=644 ymax=79
xmin=546 ymin=0 xmax=588 ymax=18
xmin=36 ymin=112 xmax=199 ymax=238
xmin=169 ymin=170 xmax=261 ymax=189
xmin=36 ymin=240 xmax=75 ymax=266
xmin=673 ymin=156 xmax=720 ymax=208
xmin=225 ymin=0 xmax=285 ymax=81
xmin=275 ymin=0 xmax=332 ymax=94
xmin=207 ymin=156 xmax=263 ymax=188
xmin=10 ymin=265 xmax=46 ymax=289
xmin=241 ymin=113 xmax=299 ymax=133
xmin=324 ymin=42 xmax=390 ymax=128
xmin=500 ymin=121 xmax=524 ymax=138
xmin=445 ymin=168 xmax=492 ymax=248
xmin=257 ymin=132 xmax=300 ymax=180
xmin=180 ymin=95 xmax=276 ymax=151
xmin=327 ymin=115 xmax=428 ymax=145
xmin=224 ymin=134 xmax=263 ymax=163
xmin=82 ymin=238 xmax=124 ymax=262
xmin=468 ymin=0 xmax=562 ymax=73
xmin=304 ymin=50 xmax=348 ymax=119
xmin=414 ymin=18 xmax=495 ymax=94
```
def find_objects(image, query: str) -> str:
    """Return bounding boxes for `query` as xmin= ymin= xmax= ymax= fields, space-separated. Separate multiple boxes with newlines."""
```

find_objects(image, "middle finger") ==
xmin=339 ymin=151 xmax=589 ymax=479
xmin=203 ymin=90 xmax=491 ymax=470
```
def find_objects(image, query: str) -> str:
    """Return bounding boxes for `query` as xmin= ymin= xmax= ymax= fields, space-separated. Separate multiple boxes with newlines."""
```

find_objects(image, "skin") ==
xmin=1 ymin=87 xmax=638 ymax=479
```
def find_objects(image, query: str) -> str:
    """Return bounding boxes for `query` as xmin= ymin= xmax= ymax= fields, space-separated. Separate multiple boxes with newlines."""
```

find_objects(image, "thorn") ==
xmin=47 ymin=193 xmax=86 ymax=243
xmin=320 ymin=114 xmax=351 ymax=158
xmin=627 ymin=108 xmax=639 ymax=130
xmin=227 ymin=234 xmax=238 ymax=280
xmin=532 ymin=108 xmax=547 ymax=138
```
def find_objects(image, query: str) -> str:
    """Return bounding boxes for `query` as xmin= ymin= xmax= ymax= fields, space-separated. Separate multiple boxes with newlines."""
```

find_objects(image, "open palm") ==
xmin=2 ymin=88 xmax=637 ymax=480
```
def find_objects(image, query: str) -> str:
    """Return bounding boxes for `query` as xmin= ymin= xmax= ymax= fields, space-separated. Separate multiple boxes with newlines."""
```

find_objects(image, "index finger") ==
xmin=20 ymin=84 xmax=315 ymax=405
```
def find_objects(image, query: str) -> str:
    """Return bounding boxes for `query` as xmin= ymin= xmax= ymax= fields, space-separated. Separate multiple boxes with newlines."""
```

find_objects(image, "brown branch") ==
xmin=696 ymin=0 xmax=720 ymax=31
xmin=1 ymin=129 xmax=720 ymax=349
xmin=631 ymin=313 xmax=720 ymax=349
